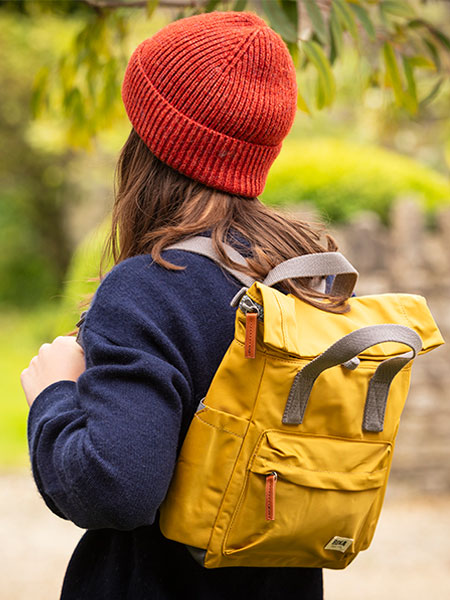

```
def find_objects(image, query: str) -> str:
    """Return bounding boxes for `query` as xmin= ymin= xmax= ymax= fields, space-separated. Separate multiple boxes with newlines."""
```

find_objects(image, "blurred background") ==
xmin=0 ymin=1 xmax=449 ymax=598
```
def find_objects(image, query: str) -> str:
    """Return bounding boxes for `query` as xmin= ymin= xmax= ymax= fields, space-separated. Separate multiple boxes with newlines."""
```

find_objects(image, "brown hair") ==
xmin=95 ymin=128 xmax=348 ymax=314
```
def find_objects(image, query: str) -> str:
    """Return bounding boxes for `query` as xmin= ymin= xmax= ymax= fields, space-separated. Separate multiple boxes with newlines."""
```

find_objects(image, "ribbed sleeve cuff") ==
xmin=27 ymin=381 xmax=81 ymax=522
xmin=28 ymin=380 xmax=77 ymax=424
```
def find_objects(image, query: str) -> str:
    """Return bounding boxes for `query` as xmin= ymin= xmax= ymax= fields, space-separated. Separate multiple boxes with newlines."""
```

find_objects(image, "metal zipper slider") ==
xmin=245 ymin=311 xmax=258 ymax=359
xmin=265 ymin=472 xmax=278 ymax=521
xmin=239 ymin=294 xmax=264 ymax=320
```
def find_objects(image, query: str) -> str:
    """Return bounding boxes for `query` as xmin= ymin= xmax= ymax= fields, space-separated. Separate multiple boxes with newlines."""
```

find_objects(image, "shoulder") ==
xmin=83 ymin=250 xmax=241 ymax=341
xmin=90 ymin=250 xmax=241 ymax=304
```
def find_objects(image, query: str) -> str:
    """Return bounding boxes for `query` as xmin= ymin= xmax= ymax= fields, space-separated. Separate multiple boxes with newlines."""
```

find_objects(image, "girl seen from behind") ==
xmin=21 ymin=11 xmax=349 ymax=599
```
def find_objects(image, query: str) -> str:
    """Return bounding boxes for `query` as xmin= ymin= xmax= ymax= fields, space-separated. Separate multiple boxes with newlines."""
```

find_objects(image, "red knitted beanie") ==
xmin=122 ymin=11 xmax=298 ymax=198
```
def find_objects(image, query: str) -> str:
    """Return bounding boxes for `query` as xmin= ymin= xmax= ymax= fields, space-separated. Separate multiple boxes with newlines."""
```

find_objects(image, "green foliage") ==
xmin=261 ymin=0 xmax=297 ymax=43
xmin=261 ymin=138 xmax=450 ymax=224
xmin=0 ymin=13 xmax=78 ymax=309
xmin=55 ymin=220 xmax=113 ymax=335
xmin=333 ymin=0 xmax=359 ymax=43
xmin=34 ymin=11 xmax=130 ymax=148
xmin=349 ymin=3 xmax=376 ymax=42
xmin=0 ymin=195 xmax=59 ymax=307
xmin=301 ymin=40 xmax=336 ymax=109
xmin=304 ymin=0 xmax=327 ymax=45
xmin=8 ymin=0 xmax=447 ymax=146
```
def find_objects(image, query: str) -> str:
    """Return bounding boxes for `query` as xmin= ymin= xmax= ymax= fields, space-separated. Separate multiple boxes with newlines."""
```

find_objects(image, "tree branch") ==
xmin=82 ymin=0 xmax=210 ymax=8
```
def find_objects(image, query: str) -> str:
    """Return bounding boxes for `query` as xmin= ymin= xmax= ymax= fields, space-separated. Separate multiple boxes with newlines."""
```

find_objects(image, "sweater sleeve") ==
xmin=27 ymin=258 xmax=195 ymax=531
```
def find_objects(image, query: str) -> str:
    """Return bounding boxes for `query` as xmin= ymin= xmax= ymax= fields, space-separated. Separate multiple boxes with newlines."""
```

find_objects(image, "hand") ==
xmin=21 ymin=336 xmax=86 ymax=408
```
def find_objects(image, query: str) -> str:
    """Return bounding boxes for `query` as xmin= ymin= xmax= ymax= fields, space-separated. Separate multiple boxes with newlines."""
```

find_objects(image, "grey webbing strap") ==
xmin=165 ymin=236 xmax=255 ymax=288
xmin=166 ymin=236 xmax=358 ymax=296
xmin=283 ymin=324 xmax=422 ymax=432
xmin=262 ymin=253 xmax=358 ymax=297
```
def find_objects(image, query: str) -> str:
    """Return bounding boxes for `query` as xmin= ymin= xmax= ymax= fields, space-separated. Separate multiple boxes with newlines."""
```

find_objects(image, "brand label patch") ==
xmin=324 ymin=536 xmax=354 ymax=553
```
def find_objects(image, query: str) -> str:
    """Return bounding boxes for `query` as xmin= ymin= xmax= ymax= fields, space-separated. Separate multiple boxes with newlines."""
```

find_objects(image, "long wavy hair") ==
xmin=97 ymin=128 xmax=349 ymax=313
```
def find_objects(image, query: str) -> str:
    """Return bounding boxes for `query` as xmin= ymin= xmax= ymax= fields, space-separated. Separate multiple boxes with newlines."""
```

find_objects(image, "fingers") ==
xmin=23 ymin=355 xmax=38 ymax=371
xmin=20 ymin=335 xmax=86 ymax=409
xmin=53 ymin=335 xmax=84 ymax=348
xmin=24 ymin=336 xmax=83 ymax=374
xmin=39 ymin=336 xmax=84 ymax=353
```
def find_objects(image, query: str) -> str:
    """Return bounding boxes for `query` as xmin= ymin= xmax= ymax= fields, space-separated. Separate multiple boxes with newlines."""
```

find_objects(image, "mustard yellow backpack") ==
xmin=159 ymin=236 xmax=444 ymax=569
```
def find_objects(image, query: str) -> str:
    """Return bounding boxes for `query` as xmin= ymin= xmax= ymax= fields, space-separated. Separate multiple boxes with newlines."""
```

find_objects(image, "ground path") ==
xmin=1 ymin=472 xmax=449 ymax=599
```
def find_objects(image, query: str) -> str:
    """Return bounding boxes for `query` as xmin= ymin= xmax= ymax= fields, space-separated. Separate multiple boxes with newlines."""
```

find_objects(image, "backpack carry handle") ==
xmin=165 ymin=236 xmax=358 ymax=297
xmin=262 ymin=252 xmax=358 ymax=297
xmin=283 ymin=324 xmax=423 ymax=432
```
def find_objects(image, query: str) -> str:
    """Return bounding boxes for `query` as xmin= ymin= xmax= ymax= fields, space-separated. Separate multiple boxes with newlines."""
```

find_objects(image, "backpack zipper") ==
xmin=240 ymin=295 xmax=264 ymax=360
xmin=265 ymin=472 xmax=278 ymax=521
xmin=238 ymin=294 xmax=264 ymax=321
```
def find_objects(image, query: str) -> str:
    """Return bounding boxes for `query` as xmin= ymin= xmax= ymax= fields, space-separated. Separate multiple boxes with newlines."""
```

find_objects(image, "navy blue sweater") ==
xmin=28 ymin=238 xmax=323 ymax=599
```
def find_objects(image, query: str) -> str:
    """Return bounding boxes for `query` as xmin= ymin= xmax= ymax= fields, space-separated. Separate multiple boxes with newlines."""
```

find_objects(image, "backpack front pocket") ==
xmin=159 ymin=404 xmax=249 ymax=550
xmin=223 ymin=431 xmax=392 ymax=568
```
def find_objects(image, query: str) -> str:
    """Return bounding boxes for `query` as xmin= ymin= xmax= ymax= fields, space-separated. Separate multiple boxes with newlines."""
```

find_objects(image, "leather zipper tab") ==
xmin=265 ymin=472 xmax=277 ymax=521
xmin=245 ymin=312 xmax=258 ymax=359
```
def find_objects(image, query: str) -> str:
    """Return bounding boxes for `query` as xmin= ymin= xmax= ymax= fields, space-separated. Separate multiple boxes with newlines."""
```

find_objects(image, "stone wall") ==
xmin=289 ymin=198 xmax=450 ymax=493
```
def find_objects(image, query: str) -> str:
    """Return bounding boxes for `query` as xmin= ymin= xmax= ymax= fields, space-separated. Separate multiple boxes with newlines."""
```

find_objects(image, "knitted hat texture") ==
xmin=122 ymin=11 xmax=298 ymax=197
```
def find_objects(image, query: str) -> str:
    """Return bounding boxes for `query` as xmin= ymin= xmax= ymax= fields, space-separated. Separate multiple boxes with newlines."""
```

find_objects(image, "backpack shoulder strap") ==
xmin=165 ymin=235 xmax=255 ymax=288
xmin=165 ymin=235 xmax=358 ymax=297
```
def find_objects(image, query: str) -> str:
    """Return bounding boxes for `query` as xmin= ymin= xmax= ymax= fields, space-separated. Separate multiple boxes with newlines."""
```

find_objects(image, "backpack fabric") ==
xmin=159 ymin=236 xmax=444 ymax=569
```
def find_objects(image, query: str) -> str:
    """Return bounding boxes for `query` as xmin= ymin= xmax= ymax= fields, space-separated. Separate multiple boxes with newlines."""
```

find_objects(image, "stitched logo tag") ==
xmin=324 ymin=536 xmax=354 ymax=553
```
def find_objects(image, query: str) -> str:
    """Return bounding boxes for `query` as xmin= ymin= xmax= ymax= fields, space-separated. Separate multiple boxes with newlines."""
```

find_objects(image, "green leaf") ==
xmin=65 ymin=87 xmax=84 ymax=126
xmin=333 ymin=0 xmax=359 ymax=41
xmin=281 ymin=0 xmax=297 ymax=21
xmin=423 ymin=39 xmax=441 ymax=70
xmin=261 ymin=0 xmax=298 ymax=43
xmin=233 ymin=0 xmax=247 ymax=11
xmin=380 ymin=1 xmax=416 ymax=19
xmin=304 ymin=0 xmax=327 ymax=45
xmin=329 ymin=3 xmax=343 ymax=65
xmin=302 ymin=39 xmax=336 ymax=107
xmin=297 ymin=89 xmax=312 ymax=115
xmin=419 ymin=78 xmax=444 ymax=108
xmin=316 ymin=76 xmax=326 ymax=109
xmin=402 ymin=56 xmax=418 ymax=114
xmin=407 ymin=19 xmax=428 ymax=29
xmin=383 ymin=42 xmax=404 ymax=106
xmin=205 ymin=0 xmax=221 ymax=12
xmin=378 ymin=2 xmax=390 ymax=29
xmin=31 ymin=66 xmax=50 ymax=119
xmin=349 ymin=2 xmax=376 ymax=41
xmin=430 ymin=27 xmax=450 ymax=52
xmin=146 ymin=0 xmax=159 ymax=18
xmin=280 ymin=0 xmax=298 ymax=43
xmin=287 ymin=41 xmax=300 ymax=67
xmin=59 ymin=55 xmax=77 ymax=95
xmin=407 ymin=55 xmax=436 ymax=70
xmin=115 ymin=15 xmax=128 ymax=41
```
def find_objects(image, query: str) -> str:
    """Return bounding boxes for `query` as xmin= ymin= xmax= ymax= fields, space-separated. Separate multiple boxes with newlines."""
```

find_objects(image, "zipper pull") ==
xmin=265 ymin=472 xmax=277 ymax=521
xmin=245 ymin=311 xmax=257 ymax=359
